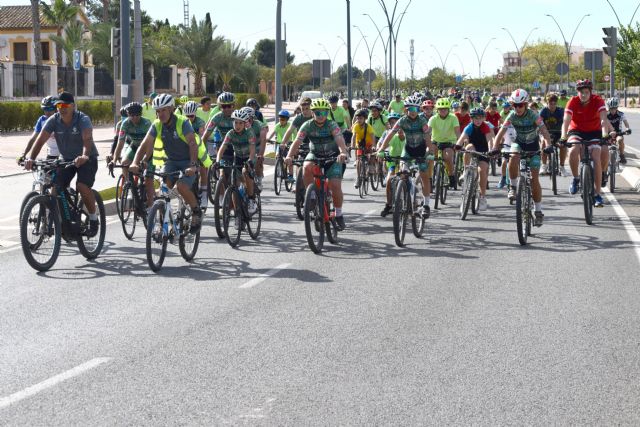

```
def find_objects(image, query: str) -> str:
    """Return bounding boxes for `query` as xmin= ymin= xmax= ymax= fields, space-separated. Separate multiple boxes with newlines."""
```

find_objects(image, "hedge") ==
xmin=176 ymin=93 xmax=269 ymax=108
xmin=0 ymin=100 xmax=114 ymax=132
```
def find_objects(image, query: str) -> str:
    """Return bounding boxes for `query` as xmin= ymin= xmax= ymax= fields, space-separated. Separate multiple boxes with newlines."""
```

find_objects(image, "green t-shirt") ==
xmin=329 ymin=106 xmax=349 ymax=130
xmin=428 ymin=113 xmax=460 ymax=143
xmin=189 ymin=116 xmax=206 ymax=135
xmin=119 ymin=117 xmax=152 ymax=147
xmin=223 ymin=128 xmax=256 ymax=159
xmin=141 ymin=103 xmax=156 ymax=122
xmin=274 ymin=122 xmax=291 ymax=144
xmin=556 ymin=97 xmax=569 ymax=108
xmin=196 ymin=107 xmax=212 ymax=126
xmin=367 ymin=115 xmax=388 ymax=138
xmin=389 ymin=100 xmax=404 ymax=114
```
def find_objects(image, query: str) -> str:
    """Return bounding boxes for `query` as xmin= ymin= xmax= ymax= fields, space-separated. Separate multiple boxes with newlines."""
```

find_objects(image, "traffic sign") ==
xmin=363 ymin=69 xmax=376 ymax=82
xmin=604 ymin=74 xmax=610 ymax=82
xmin=455 ymin=75 xmax=463 ymax=83
xmin=73 ymin=50 xmax=81 ymax=71
xmin=532 ymin=81 xmax=540 ymax=89
xmin=555 ymin=62 xmax=569 ymax=76
xmin=497 ymin=72 xmax=504 ymax=80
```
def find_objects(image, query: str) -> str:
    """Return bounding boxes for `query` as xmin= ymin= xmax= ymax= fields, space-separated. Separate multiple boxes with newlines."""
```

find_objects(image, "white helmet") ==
xmin=231 ymin=109 xmax=251 ymax=122
xmin=240 ymin=106 xmax=255 ymax=119
xmin=182 ymin=100 xmax=199 ymax=116
xmin=509 ymin=89 xmax=529 ymax=104
xmin=606 ymin=97 xmax=619 ymax=109
xmin=369 ymin=100 xmax=383 ymax=110
xmin=152 ymin=93 xmax=175 ymax=110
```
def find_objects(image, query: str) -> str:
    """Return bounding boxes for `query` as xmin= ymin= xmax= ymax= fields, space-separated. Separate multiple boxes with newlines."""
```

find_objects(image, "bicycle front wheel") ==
xmin=412 ymin=176 xmax=426 ymax=238
xmin=295 ymin=167 xmax=305 ymax=220
xmin=304 ymin=184 xmax=324 ymax=253
xmin=178 ymin=204 xmax=200 ymax=261
xmin=549 ymin=150 xmax=558 ymax=196
xmin=213 ymin=179 xmax=226 ymax=238
xmin=115 ymin=174 xmax=125 ymax=220
xmin=515 ymin=179 xmax=528 ymax=245
xmin=393 ymin=180 xmax=409 ymax=247
xmin=370 ymin=161 xmax=379 ymax=191
xmin=120 ymin=182 xmax=136 ymax=240
xmin=146 ymin=200 xmax=168 ymax=272
xmin=357 ymin=160 xmax=366 ymax=199
xmin=274 ymin=158 xmax=284 ymax=195
xmin=207 ymin=163 xmax=218 ymax=204
xmin=609 ymin=150 xmax=617 ymax=193
xmin=581 ymin=164 xmax=594 ymax=225
xmin=247 ymin=194 xmax=262 ymax=240
xmin=460 ymin=168 xmax=475 ymax=220
xmin=325 ymin=194 xmax=338 ymax=244
xmin=223 ymin=187 xmax=242 ymax=247
xmin=77 ymin=190 xmax=106 ymax=260
xmin=20 ymin=195 xmax=61 ymax=272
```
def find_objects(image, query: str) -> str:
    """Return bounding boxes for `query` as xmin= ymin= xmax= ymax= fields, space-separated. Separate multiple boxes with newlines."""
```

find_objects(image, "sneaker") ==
xmin=199 ymin=190 xmax=208 ymax=209
xmin=255 ymin=177 xmax=263 ymax=192
xmin=286 ymin=174 xmax=295 ymax=183
xmin=479 ymin=196 xmax=488 ymax=211
xmin=569 ymin=178 xmax=579 ymax=195
xmin=594 ymin=194 xmax=604 ymax=207
xmin=448 ymin=175 xmax=455 ymax=189
xmin=380 ymin=204 xmax=392 ymax=217
xmin=534 ymin=211 xmax=544 ymax=227
xmin=620 ymin=153 xmax=627 ymax=165
xmin=559 ymin=166 xmax=568 ymax=177
xmin=354 ymin=177 xmax=360 ymax=189
xmin=247 ymin=198 xmax=258 ymax=215
xmin=87 ymin=219 xmax=99 ymax=237
xmin=190 ymin=209 xmax=201 ymax=234
xmin=335 ymin=215 xmax=346 ymax=230
xmin=421 ymin=203 xmax=431 ymax=219
xmin=507 ymin=188 xmax=516 ymax=201
xmin=496 ymin=176 xmax=507 ymax=189
xmin=459 ymin=170 xmax=466 ymax=185
xmin=540 ymin=163 xmax=549 ymax=175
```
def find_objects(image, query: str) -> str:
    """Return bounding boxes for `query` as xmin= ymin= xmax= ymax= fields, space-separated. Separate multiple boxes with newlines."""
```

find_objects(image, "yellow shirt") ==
xmin=352 ymin=122 xmax=374 ymax=149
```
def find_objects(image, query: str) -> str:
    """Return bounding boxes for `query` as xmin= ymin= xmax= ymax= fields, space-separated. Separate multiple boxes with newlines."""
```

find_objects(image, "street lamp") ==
xmin=363 ymin=13 xmax=390 ymax=96
xmin=464 ymin=37 xmax=496 ymax=79
xmin=318 ymin=42 xmax=344 ymax=90
xmin=501 ymin=26 xmax=538 ymax=87
xmin=354 ymin=24 xmax=384 ymax=98
xmin=452 ymin=53 xmax=465 ymax=77
xmin=545 ymin=13 xmax=590 ymax=91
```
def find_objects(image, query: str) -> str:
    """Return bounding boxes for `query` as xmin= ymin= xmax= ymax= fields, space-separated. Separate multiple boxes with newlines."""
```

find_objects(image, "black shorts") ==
xmin=56 ymin=157 xmax=98 ymax=188
xmin=568 ymin=130 xmax=601 ymax=142
xmin=405 ymin=144 xmax=426 ymax=159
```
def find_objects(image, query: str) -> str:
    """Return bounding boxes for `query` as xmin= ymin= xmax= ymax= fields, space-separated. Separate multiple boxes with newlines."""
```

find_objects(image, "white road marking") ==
xmin=239 ymin=263 xmax=291 ymax=289
xmin=0 ymin=215 xmax=19 ymax=223
xmin=625 ymin=145 xmax=640 ymax=155
xmin=0 ymin=239 xmax=19 ymax=248
xmin=0 ymin=225 xmax=19 ymax=231
xmin=0 ymin=357 xmax=111 ymax=409
xmin=603 ymin=189 xmax=640 ymax=266
xmin=362 ymin=209 xmax=377 ymax=217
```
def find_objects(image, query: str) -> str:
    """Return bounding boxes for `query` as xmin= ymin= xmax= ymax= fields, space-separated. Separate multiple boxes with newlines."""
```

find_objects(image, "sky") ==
xmin=2 ymin=0 xmax=639 ymax=81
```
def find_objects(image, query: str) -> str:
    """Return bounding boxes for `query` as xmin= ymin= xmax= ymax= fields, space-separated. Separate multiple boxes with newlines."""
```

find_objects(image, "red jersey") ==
xmin=455 ymin=112 xmax=471 ymax=130
xmin=565 ymin=94 xmax=606 ymax=133
xmin=485 ymin=111 xmax=501 ymax=128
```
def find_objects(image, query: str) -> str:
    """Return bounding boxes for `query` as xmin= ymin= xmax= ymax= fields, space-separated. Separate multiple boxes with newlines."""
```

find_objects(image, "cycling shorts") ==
xmin=304 ymin=153 xmax=345 ymax=180
xmin=510 ymin=145 xmax=541 ymax=169
xmin=162 ymin=159 xmax=196 ymax=188
xmin=56 ymin=157 xmax=98 ymax=188
xmin=403 ymin=145 xmax=428 ymax=172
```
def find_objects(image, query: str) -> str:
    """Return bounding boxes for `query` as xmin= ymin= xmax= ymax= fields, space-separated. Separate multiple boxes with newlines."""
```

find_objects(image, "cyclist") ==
xmin=455 ymin=108 xmax=493 ymax=211
xmin=24 ymin=92 xmax=100 ymax=236
xmin=106 ymin=106 xmax=128 ymax=165
xmin=606 ymin=97 xmax=630 ymax=165
xmin=377 ymin=112 xmax=405 ymax=217
xmin=267 ymin=109 xmax=292 ymax=180
xmin=377 ymin=94 xmax=432 ymax=218
xmin=561 ymin=79 xmax=612 ymax=207
xmin=557 ymin=89 xmax=570 ymax=108
xmin=420 ymin=99 xmax=434 ymax=120
xmin=19 ymin=95 xmax=59 ymax=163
xmin=284 ymin=98 xmax=350 ymax=230
xmin=202 ymin=92 xmax=236 ymax=193
xmin=282 ymin=97 xmax=314 ymax=186
xmin=500 ymin=102 xmax=512 ymax=123
xmin=246 ymin=98 xmax=264 ymax=122
xmin=342 ymin=98 xmax=355 ymax=123
xmin=493 ymin=89 xmax=551 ymax=226
xmin=130 ymin=93 xmax=202 ymax=233
xmin=351 ymin=108 xmax=375 ymax=189
xmin=539 ymin=93 xmax=566 ymax=176
xmin=196 ymin=96 xmax=214 ymax=126
xmin=486 ymin=101 xmax=501 ymax=129
xmin=328 ymin=95 xmax=351 ymax=132
xmin=183 ymin=100 xmax=213 ymax=208
xmin=389 ymin=93 xmax=404 ymax=114
xmin=215 ymin=108 xmax=258 ymax=215
xmin=428 ymin=97 xmax=461 ymax=188
xmin=240 ymin=106 xmax=268 ymax=190
xmin=142 ymin=92 xmax=157 ymax=122
xmin=455 ymin=101 xmax=471 ymax=132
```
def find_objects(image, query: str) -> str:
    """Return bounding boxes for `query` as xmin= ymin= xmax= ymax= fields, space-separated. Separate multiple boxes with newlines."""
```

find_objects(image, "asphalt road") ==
xmin=1 ymin=113 xmax=640 ymax=424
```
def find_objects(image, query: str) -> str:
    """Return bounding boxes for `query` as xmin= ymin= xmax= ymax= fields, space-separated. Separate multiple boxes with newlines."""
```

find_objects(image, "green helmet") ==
xmin=179 ymin=95 xmax=189 ymax=104
xmin=310 ymin=98 xmax=331 ymax=110
xmin=435 ymin=98 xmax=451 ymax=110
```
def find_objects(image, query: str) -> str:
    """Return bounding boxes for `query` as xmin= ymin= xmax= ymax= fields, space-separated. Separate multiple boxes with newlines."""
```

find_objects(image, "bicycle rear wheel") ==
xmin=325 ymin=196 xmax=338 ymax=244
xmin=393 ymin=180 xmax=408 ymax=247
xmin=453 ymin=152 xmax=463 ymax=190
xmin=549 ymin=150 xmax=558 ymax=195
xmin=77 ymin=190 xmax=106 ymax=260
xmin=304 ymin=184 xmax=324 ymax=253
xmin=120 ymin=182 xmax=136 ymax=239
xmin=357 ymin=160 xmax=366 ymax=199
xmin=247 ymin=194 xmax=262 ymax=240
xmin=433 ymin=163 xmax=442 ymax=210
xmin=223 ymin=187 xmax=242 ymax=247
xmin=581 ymin=164 xmax=594 ymax=225
xmin=178 ymin=204 xmax=200 ymax=261
xmin=515 ymin=179 xmax=529 ymax=245
xmin=295 ymin=167 xmax=305 ymax=220
xmin=609 ymin=150 xmax=617 ymax=193
xmin=460 ymin=168 xmax=475 ymax=220
xmin=412 ymin=176 xmax=426 ymax=237
xmin=146 ymin=200 xmax=168 ymax=272
xmin=20 ymin=195 xmax=61 ymax=272
xmin=115 ymin=174 xmax=125 ymax=220
xmin=213 ymin=178 xmax=226 ymax=238
xmin=274 ymin=158 xmax=284 ymax=195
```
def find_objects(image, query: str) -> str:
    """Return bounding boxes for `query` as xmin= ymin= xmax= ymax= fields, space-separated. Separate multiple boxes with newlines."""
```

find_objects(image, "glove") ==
xmin=488 ymin=149 xmax=500 ymax=157
xmin=376 ymin=151 xmax=385 ymax=158
xmin=454 ymin=145 xmax=463 ymax=151
xmin=247 ymin=159 xmax=254 ymax=168
xmin=16 ymin=155 xmax=25 ymax=165
xmin=628 ymin=129 xmax=632 ymax=134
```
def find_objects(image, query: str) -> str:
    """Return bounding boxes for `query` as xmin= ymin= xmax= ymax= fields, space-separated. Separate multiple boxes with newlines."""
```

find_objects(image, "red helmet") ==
xmin=422 ymin=100 xmax=434 ymax=108
xmin=576 ymin=79 xmax=593 ymax=90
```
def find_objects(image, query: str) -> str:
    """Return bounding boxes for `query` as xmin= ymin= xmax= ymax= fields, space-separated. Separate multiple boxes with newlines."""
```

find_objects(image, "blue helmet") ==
xmin=388 ymin=112 xmax=401 ymax=120
xmin=278 ymin=109 xmax=290 ymax=118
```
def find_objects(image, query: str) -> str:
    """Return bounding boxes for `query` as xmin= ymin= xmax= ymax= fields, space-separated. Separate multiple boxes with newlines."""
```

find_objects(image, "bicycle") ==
xmin=432 ymin=143 xmax=451 ymax=209
xmin=303 ymin=155 xmax=341 ymax=254
xmin=459 ymin=150 xmax=492 ymax=220
xmin=385 ymin=155 xmax=428 ymax=247
xmin=508 ymin=151 xmax=538 ymax=245
xmin=603 ymin=129 xmax=631 ymax=194
xmin=293 ymin=158 xmax=306 ymax=220
xmin=211 ymin=161 xmax=230 ymax=238
xmin=453 ymin=148 xmax=464 ymax=190
xmin=355 ymin=148 xmax=370 ymax=198
xmin=369 ymin=154 xmax=383 ymax=192
xmin=542 ymin=132 xmax=562 ymax=196
xmin=221 ymin=156 xmax=262 ymax=248
xmin=109 ymin=164 xmax=148 ymax=239
xmin=19 ymin=158 xmax=53 ymax=219
xmin=19 ymin=160 xmax=106 ymax=272
xmin=146 ymin=170 xmax=200 ymax=272
xmin=272 ymin=140 xmax=294 ymax=195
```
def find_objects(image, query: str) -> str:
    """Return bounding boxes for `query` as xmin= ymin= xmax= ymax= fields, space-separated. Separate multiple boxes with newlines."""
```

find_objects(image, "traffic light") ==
xmin=110 ymin=27 xmax=120 ymax=58
xmin=602 ymin=26 xmax=617 ymax=57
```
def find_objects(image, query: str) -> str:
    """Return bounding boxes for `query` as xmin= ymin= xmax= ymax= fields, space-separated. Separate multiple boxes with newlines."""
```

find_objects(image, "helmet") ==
xmin=240 ymin=106 xmax=255 ymax=118
xmin=126 ymin=102 xmax=143 ymax=116
xmin=369 ymin=100 xmax=383 ymax=110
xmin=148 ymin=91 xmax=158 ymax=99
xmin=328 ymin=95 xmax=339 ymax=103
xmin=470 ymin=107 xmax=486 ymax=117
xmin=404 ymin=95 xmax=421 ymax=107
xmin=502 ymin=102 xmax=511 ymax=108
xmin=509 ymin=89 xmax=529 ymax=103
xmin=246 ymin=98 xmax=260 ymax=109
xmin=451 ymin=101 xmax=460 ymax=109
xmin=41 ymin=95 xmax=57 ymax=110
xmin=576 ymin=79 xmax=593 ymax=90
xmin=152 ymin=93 xmax=175 ymax=110
xmin=310 ymin=98 xmax=331 ymax=110
xmin=278 ymin=109 xmax=290 ymax=118
xmin=606 ymin=97 xmax=619 ymax=109
xmin=422 ymin=100 xmax=434 ymax=108
xmin=435 ymin=98 xmax=451 ymax=110
xmin=388 ymin=112 xmax=401 ymax=120
xmin=560 ymin=89 xmax=567 ymax=96
xmin=231 ymin=109 xmax=251 ymax=122
xmin=120 ymin=105 xmax=129 ymax=117
xmin=182 ymin=101 xmax=199 ymax=116
xmin=355 ymin=108 xmax=369 ymax=118
xmin=179 ymin=95 xmax=189 ymax=104
xmin=217 ymin=92 xmax=235 ymax=104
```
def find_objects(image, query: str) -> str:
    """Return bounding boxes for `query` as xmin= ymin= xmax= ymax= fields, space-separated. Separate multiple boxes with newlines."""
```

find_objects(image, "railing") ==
xmin=13 ymin=64 xmax=50 ymax=97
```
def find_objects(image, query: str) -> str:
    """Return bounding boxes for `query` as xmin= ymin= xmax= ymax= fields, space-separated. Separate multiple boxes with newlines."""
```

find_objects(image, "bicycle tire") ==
xmin=433 ymin=163 xmax=442 ymax=210
xmin=120 ymin=183 xmax=136 ymax=240
xmin=525 ymin=181 xmax=533 ymax=237
xmin=581 ymin=164 xmax=594 ymax=225
xmin=20 ymin=191 xmax=39 ymax=221
xmin=20 ymin=195 xmax=61 ymax=272
xmin=295 ymin=167 xmax=305 ymax=220
xmin=247 ymin=193 xmax=262 ymax=240
xmin=284 ymin=164 xmax=294 ymax=192
xmin=274 ymin=158 xmax=283 ymax=195
xmin=490 ymin=157 xmax=497 ymax=176
xmin=453 ymin=152 xmax=462 ymax=190
xmin=440 ymin=167 xmax=449 ymax=204
xmin=412 ymin=176 xmax=426 ymax=237
xmin=178 ymin=204 xmax=200 ymax=261
xmin=146 ymin=200 xmax=167 ymax=272
xmin=207 ymin=163 xmax=218 ymax=204
xmin=357 ymin=160 xmax=366 ymax=199
xmin=213 ymin=178 xmax=226 ymax=238
xmin=550 ymin=150 xmax=558 ymax=196
xmin=393 ymin=179 xmax=408 ymax=247
xmin=325 ymin=196 xmax=338 ymax=244
xmin=471 ymin=174 xmax=480 ymax=215
xmin=77 ymin=190 xmax=106 ymax=260
xmin=304 ymin=184 xmax=324 ymax=253
xmin=515 ymin=178 xmax=528 ymax=245
xmin=223 ymin=186 xmax=242 ymax=247
xmin=609 ymin=150 xmax=617 ymax=193
xmin=460 ymin=168 xmax=474 ymax=220
xmin=115 ymin=174 xmax=125 ymax=220
xmin=370 ymin=161 xmax=379 ymax=191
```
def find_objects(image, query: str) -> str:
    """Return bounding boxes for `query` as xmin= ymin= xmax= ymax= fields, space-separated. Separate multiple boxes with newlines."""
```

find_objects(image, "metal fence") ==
xmin=57 ymin=66 xmax=87 ymax=96
xmin=13 ymin=64 xmax=50 ymax=97
xmin=94 ymin=68 xmax=114 ymax=95
xmin=155 ymin=66 xmax=172 ymax=90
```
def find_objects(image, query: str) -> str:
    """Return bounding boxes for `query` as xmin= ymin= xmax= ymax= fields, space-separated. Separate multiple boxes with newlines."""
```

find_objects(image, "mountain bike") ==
xmin=272 ymin=140 xmax=294 ymax=195
xmin=303 ymin=155 xmax=341 ymax=254
xmin=146 ymin=170 xmax=200 ymax=272
xmin=603 ymin=129 xmax=630 ymax=194
xmin=459 ymin=150 xmax=490 ymax=220
xmin=433 ymin=143 xmax=451 ymax=209
xmin=509 ymin=151 xmax=538 ymax=245
xmin=211 ymin=161 xmax=230 ymax=238
xmin=19 ymin=160 xmax=106 ymax=271
xmin=355 ymin=148 xmax=370 ymax=198
xmin=222 ymin=157 xmax=262 ymax=248
xmin=109 ymin=164 xmax=148 ymax=239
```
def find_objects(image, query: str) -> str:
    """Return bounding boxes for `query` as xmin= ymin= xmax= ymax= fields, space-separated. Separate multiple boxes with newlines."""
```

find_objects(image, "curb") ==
xmin=621 ymin=166 xmax=640 ymax=191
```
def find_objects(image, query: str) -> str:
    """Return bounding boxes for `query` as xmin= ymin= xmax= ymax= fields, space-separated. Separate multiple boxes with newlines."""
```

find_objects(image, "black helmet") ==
xmin=41 ymin=95 xmax=57 ymax=111
xmin=126 ymin=102 xmax=143 ymax=116
xmin=119 ymin=105 xmax=128 ymax=117
xmin=246 ymin=98 xmax=259 ymax=109
xmin=328 ymin=95 xmax=339 ymax=103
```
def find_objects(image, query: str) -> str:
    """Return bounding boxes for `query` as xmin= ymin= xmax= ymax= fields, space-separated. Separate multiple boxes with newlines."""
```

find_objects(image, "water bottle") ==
xmin=160 ymin=181 xmax=169 ymax=196
xmin=238 ymin=186 xmax=246 ymax=201
xmin=213 ymin=129 xmax=222 ymax=144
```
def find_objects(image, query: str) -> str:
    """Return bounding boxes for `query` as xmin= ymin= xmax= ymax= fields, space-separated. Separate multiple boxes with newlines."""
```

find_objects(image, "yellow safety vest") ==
xmin=152 ymin=114 xmax=211 ymax=168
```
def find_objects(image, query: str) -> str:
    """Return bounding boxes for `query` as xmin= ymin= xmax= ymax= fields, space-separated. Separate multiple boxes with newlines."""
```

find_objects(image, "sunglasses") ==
xmin=129 ymin=113 xmax=141 ymax=117
xmin=220 ymin=104 xmax=233 ymax=109
xmin=514 ymin=103 xmax=526 ymax=108
xmin=186 ymin=115 xmax=195 ymax=119
xmin=313 ymin=110 xmax=330 ymax=117
xmin=56 ymin=103 xmax=73 ymax=109
xmin=301 ymin=104 xmax=310 ymax=108
xmin=407 ymin=106 xmax=419 ymax=112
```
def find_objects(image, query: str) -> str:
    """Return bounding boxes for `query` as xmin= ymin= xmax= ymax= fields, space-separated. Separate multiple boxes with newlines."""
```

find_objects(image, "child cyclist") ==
xmin=267 ymin=109 xmax=293 ymax=181
xmin=428 ymin=98 xmax=461 ymax=187
xmin=606 ymin=97 xmax=631 ymax=165
xmin=377 ymin=112 xmax=405 ymax=217
xmin=351 ymin=108 xmax=375 ymax=189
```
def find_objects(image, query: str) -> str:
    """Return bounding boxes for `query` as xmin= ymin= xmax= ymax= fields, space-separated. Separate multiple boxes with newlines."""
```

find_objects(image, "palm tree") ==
xmin=236 ymin=59 xmax=259 ymax=92
xmin=31 ymin=0 xmax=43 ymax=65
xmin=215 ymin=40 xmax=249 ymax=92
xmin=175 ymin=14 xmax=224 ymax=96
xmin=40 ymin=0 xmax=80 ymax=65
xmin=49 ymin=20 xmax=86 ymax=67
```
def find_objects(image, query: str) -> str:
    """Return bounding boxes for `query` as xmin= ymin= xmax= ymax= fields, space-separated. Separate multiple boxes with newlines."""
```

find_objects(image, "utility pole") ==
xmin=120 ymin=0 xmax=131 ymax=106
xmin=275 ymin=0 xmax=282 ymax=114
xmin=346 ymin=0 xmax=352 ymax=105
xmin=409 ymin=39 xmax=415 ymax=82
xmin=603 ymin=26 xmax=617 ymax=97
xmin=133 ymin=0 xmax=143 ymax=101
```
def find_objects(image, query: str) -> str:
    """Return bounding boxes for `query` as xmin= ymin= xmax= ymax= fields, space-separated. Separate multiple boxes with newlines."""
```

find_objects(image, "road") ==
xmin=1 ymin=111 xmax=640 ymax=424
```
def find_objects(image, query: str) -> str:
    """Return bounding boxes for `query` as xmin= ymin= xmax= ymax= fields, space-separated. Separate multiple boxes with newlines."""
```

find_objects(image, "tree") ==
xmin=521 ymin=39 xmax=565 ymax=92
xmin=237 ymin=59 xmax=259 ymax=92
xmin=40 ymin=0 xmax=80 ymax=65
xmin=49 ymin=20 xmax=86 ymax=67
xmin=335 ymin=64 xmax=362 ymax=86
xmin=250 ymin=38 xmax=294 ymax=67
xmin=214 ymin=40 xmax=248 ymax=91
xmin=31 ymin=0 xmax=43 ymax=64
xmin=617 ymin=24 xmax=640 ymax=85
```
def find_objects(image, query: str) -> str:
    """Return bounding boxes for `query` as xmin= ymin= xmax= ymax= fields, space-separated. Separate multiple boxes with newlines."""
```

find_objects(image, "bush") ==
xmin=0 ymin=100 xmax=113 ymax=132
xmin=234 ymin=93 xmax=269 ymax=108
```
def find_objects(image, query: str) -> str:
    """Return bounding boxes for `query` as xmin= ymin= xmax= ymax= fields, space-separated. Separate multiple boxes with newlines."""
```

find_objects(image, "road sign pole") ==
xmin=74 ymin=70 xmax=77 ymax=97
xmin=591 ymin=60 xmax=595 ymax=91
